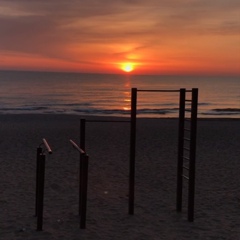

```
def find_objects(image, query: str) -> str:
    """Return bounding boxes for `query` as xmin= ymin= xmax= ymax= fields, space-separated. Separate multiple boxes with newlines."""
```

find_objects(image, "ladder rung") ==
xmin=183 ymin=156 xmax=190 ymax=160
xmin=185 ymin=109 xmax=192 ymax=112
xmin=183 ymin=165 xmax=189 ymax=170
xmin=182 ymin=175 xmax=189 ymax=180
xmin=185 ymin=99 xmax=192 ymax=102
xmin=184 ymin=137 xmax=190 ymax=141
xmin=184 ymin=147 xmax=190 ymax=151
xmin=184 ymin=128 xmax=191 ymax=131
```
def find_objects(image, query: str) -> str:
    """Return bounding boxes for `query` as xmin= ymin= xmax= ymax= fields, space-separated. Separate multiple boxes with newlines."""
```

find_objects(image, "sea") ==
xmin=0 ymin=70 xmax=239 ymax=118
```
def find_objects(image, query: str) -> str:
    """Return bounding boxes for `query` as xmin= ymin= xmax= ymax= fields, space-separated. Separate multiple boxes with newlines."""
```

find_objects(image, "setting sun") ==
xmin=121 ymin=63 xmax=135 ymax=72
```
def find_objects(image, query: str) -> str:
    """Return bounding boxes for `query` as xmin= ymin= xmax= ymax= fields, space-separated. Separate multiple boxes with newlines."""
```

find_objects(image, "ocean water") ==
xmin=0 ymin=70 xmax=239 ymax=118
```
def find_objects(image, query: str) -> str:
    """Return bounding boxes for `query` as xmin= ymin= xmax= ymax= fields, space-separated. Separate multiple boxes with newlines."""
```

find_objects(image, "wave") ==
xmin=201 ymin=108 xmax=240 ymax=116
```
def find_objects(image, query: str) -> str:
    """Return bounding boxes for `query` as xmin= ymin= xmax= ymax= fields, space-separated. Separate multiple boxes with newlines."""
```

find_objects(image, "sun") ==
xmin=121 ymin=63 xmax=135 ymax=72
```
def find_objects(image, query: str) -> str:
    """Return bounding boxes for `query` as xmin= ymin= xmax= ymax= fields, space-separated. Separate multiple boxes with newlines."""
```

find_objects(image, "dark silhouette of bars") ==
xmin=78 ymin=87 xmax=198 ymax=226
xmin=130 ymin=88 xmax=198 ymax=221
xmin=69 ymin=139 xmax=89 ymax=229
xmin=35 ymin=138 xmax=52 ymax=231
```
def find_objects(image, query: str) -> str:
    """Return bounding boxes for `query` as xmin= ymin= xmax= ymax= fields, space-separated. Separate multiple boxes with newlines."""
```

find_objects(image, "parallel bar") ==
xmin=36 ymin=154 xmax=46 ymax=231
xmin=42 ymin=138 xmax=52 ymax=154
xmin=70 ymin=139 xmax=85 ymax=154
xmin=176 ymin=88 xmax=186 ymax=212
xmin=80 ymin=154 xmax=89 ymax=229
xmin=188 ymin=88 xmax=198 ymax=222
xmin=129 ymin=88 xmax=137 ymax=215
xmin=35 ymin=147 xmax=42 ymax=217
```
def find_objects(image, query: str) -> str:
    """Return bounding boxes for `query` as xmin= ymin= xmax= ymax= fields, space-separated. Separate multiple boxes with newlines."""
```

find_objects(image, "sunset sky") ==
xmin=0 ymin=0 xmax=239 ymax=75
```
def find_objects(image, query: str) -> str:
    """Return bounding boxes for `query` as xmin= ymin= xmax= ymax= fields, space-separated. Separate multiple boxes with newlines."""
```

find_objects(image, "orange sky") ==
xmin=0 ymin=1 xmax=239 ymax=75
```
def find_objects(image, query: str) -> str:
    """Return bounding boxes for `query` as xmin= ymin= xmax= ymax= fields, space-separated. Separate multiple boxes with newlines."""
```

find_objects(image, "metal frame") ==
xmin=130 ymin=88 xmax=198 ymax=221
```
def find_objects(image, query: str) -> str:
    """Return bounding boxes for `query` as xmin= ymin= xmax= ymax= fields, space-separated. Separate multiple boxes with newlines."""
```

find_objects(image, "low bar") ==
xmin=42 ymin=138 xmax=52 ymax=154
xmin=70 ymin=139 xmax=85 ymax=154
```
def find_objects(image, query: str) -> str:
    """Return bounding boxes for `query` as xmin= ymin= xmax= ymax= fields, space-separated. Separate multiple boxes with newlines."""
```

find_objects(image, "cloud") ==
xmin=0 ymin=0 xmax=239 ymax=72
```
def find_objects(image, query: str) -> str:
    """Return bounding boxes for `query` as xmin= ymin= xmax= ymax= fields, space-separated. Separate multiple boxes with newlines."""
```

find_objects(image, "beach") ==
xmin=0 ymin=114 xmax=240 ymax=240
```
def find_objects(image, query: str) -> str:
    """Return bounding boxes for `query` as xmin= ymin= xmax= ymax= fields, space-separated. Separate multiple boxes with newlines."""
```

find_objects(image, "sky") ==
xmin=0 ymin=0 xmax=239 ymax=75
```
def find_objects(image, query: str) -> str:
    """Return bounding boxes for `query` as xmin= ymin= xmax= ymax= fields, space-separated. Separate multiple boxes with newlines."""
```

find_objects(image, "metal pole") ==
xmin=36 ymin=154 xmax=46 ymax=231
xmin=176 ymin=88 xmax=186 ymax=212
xmin=80 ymin=119 xmax=86 ymax=152
xmin=80 ymin=154 xmax=89 ymax=229
xmin=129 ymin=88 xmax=137 ymax=215
xmin=188 ymin=88 xmax=198 ymax=222
xmin=35 ymin=147 xmax=42 ymax=217
xmin=79 ymin=152 xmax=84 ymax=216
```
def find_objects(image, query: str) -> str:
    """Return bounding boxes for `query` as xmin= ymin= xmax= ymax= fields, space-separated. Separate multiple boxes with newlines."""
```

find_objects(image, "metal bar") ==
xmin=35 ymin=147 xmax=42 ymax=217
xmin=183 ymin=156 xmax=190 ymax=161
xmin=185 ymin=99 xmax=192 ymax=102
xmin=42 ymin=139 xmax=52 ymax=154
xmin=184 ymin=138 xmax=190 ymax=141
xmin=80 ymin=154 xmax=89 ymax=229
xmin=129 ymin=88 xmax=137 ymax=215
xmin=70 ymin=139 xmax=85 ymax=154
xmin=176 ymin=88 xmax=186 ymax=212
xmin=86 ymin=120 xmax=130 ymax=123
xmin=80 ymin=119 xmax=86 ymax=152
xmin=36 ymin=154 xmax=46 ymax=231
xmin=137 ymin=89 xmax=180 ymax=92
xmin=183 ymin=165 xmax=189 ymax=170
xmin=188 ymin=88 xmax=198 ymax=222
xmin=182 ymin=175 xmax=189 ymax=180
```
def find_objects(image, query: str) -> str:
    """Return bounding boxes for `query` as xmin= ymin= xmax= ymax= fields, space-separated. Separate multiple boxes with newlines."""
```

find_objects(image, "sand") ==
xmin=0 ymin=114 xmax=239 ymax=240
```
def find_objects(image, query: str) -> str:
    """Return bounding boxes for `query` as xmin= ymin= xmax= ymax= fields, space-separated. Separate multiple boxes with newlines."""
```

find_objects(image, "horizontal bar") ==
xmin=185 ymin=109 xmax=192 ymax=112
xmin=185 ymin=99 xmax=192 ymax=102
xmin=69 ymin=139 xmax=85 ymax=154
xmin=182 ymin=175 xmax=189 ymax=180
xmin=183 ymin=156 xmax=190 ymax=160
xmin=183 ymin=165 xmax=189 ymax=170
xmin=86 ymin=120 xmax=130 ymax=123
xmin=184 ymin=138 xmax=190 ymax=141
xmin=184 ymin=128 xmax=191 ymax=131
xmin=137 ymin=89 xmax=180 ymax=93
xmin=42 ymin=138 xmax=52 ymax=154
xmin=184 ymin=147 xmax=190 ymax=151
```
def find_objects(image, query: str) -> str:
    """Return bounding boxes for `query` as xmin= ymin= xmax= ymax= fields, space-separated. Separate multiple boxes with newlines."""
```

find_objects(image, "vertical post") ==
xmin=80 ymin=154 xmax=89 ymax=229
xmin=79 ymin=152 xmax=84 ymax=216
xmin=35 ymin=147 xmax=42 ymax=217
xmin=79 ymin=119 xmax=86 ymax=216
xmin=176 ymin=88 xmax=186 ymax=212
xmin=36 ymin=154 xmax=46 ymax=231
xmin=129 ymin=88 xmax=137 ymax=215
xmin=188 ymin=88 xmax=198 ymax=222
xmin=80 ymin=119 xmax=86 ymax=151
